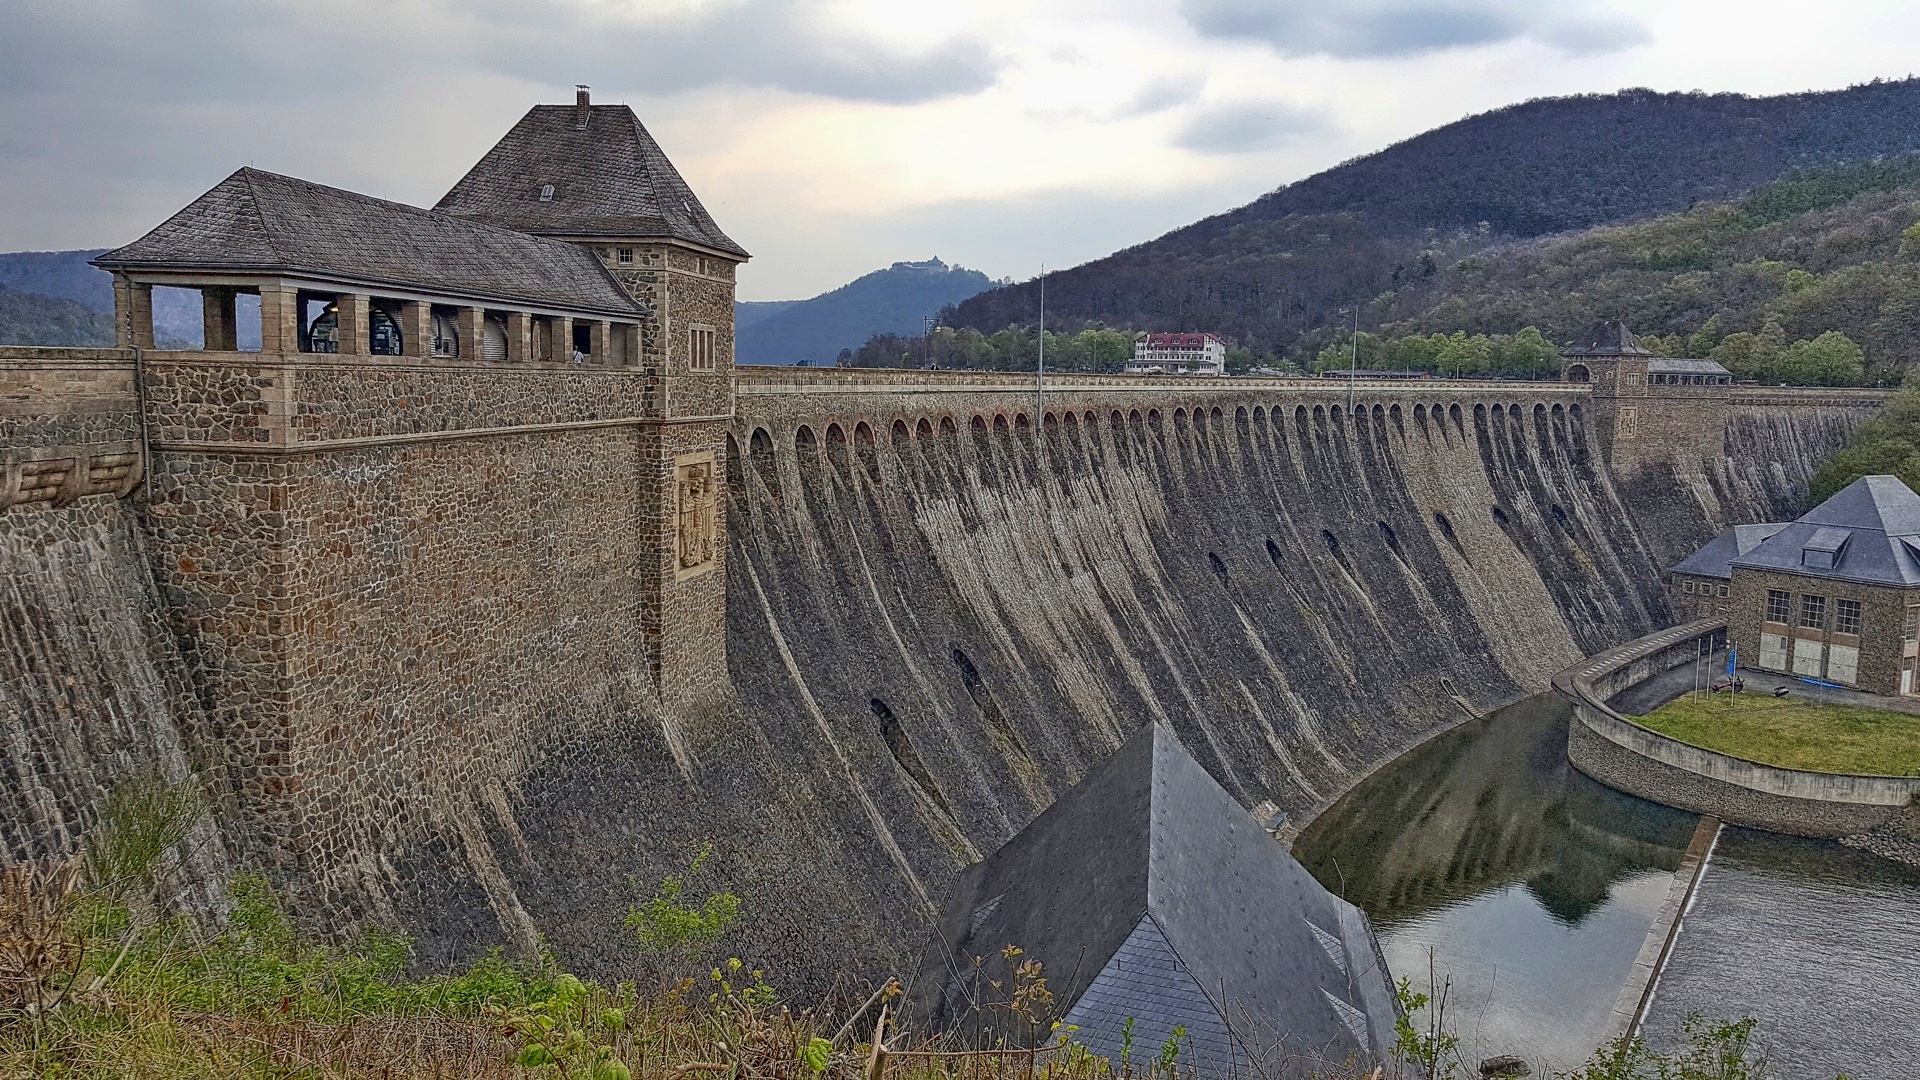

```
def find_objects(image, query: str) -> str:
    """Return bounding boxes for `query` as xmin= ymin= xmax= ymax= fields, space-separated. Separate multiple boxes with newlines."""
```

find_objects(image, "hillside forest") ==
xmin=847 ymin=153 xmax=1920 ymax=385
xmin=946 ymin=79 xmax=1920 ymax=367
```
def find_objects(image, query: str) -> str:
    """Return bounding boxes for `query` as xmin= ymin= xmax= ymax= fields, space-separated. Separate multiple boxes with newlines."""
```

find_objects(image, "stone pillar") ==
xmin=259 ymin=283 xmax=301 ymax=354
xmin=457 ymin=307 xmax=486 ymax=361
xmin=553 ymin=316 xmax=575 ymax=362
xmin=399 ymin=300 xmax=431 ymax=358
xmin=113 ymin=273 xmax=155 ymax=349
xmin=201 ymin=287 xmax=238 ymax=351
xmin=506 ymin=312 xmax=532 ymax=362
xmin=336 ymin=294 xmax=370 ymax=356
xmin=589 ymin=320 xmax=611 ymax=365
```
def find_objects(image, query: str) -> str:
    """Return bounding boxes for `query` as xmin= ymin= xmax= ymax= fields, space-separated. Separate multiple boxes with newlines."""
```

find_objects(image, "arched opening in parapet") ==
xmin=1389 ymin=403 xmax=1404 ymax=438
xmin=971 ymin=414 xmax=991 ymax=455
xmin=993 ymin=414 xmax=1010 ymax=434
xmin=892 ymin=419 xmax=911 ymax=451
xmin=1043 ymin=410 xmax=1058 ymax=429
xmin=941 ymin=416 xmax=957 ymax=438
xmin=795 ymin=424 xmax=817 ymax=455
xmin=1208 ymin=552 xmax=1228 ymax=583
xmin=1534 ymin=403 xmax=1548 ymax=421
xmin=750 ymin=427 xmax=781 ymax=502
xmin=1312 ymin=405 xmax=1328 ymax=439
xmin=1235 ymin=405 xmax=1252 ymax=441
xmin=725 ymin=431 xmax=746 ymax=503
xmin=1449 ymin=403 xmax=1464 ymax=432
xmin=1565 ymin=364 xmax=1591 ymax=383
xmin=1236 ymin=405 xmax=1248 ymax=424
xmin=855 ymin=421 xmax=880 ymax=482
xmin=1111 ymin=410 xmax=1125 ymax=431
xmin=1413 ymin=404 xmax=1428 ymax=435
xmin=970 ymin=415 xmax=986 ymax=433
xmin=1552 ymin=403 xmax=1565 ymax=420
xmin=1147 ymin=409 xmax=1161 ymax=431
xmin=1473 ymin=403 xmax=1488 ymax=429
xmin=1569 ymin=403 xmax=1583 ymax=424
xmin=826 ymin=423 xmax=851 ymax=481
xmin=1083 ymin=410 xmax=1095 ymax=429
xmin=1174 ymin=407 xmax=1188 ymax=428
xmin=1129 ymin=409 xmax=1143 ymax=428
xmin=1211 ymin=406 xmax=1223 ymax=423
xmin=1265 ymin=538 xmax=1284 ymax=567
xmin=917 ymin=418 xmax=934 ymax=442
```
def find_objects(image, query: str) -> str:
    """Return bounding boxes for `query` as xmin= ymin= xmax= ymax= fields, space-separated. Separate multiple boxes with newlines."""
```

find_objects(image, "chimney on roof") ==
xmin=575 ymin=85 xmax=591 ymax=129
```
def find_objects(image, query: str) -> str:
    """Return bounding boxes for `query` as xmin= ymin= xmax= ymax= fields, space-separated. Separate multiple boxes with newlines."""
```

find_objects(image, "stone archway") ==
xmin=1565 ymin=363 xmax=1591 ymax=383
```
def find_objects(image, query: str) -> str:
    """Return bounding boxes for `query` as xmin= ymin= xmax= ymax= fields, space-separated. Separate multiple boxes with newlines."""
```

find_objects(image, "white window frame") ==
xmin=688 ymin=324 xmax=718 ymax=372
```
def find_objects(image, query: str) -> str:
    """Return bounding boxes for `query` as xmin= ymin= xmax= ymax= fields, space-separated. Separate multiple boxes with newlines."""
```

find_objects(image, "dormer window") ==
xmin=1802 ymin=526 xmax=1850 ymax=570
xmin=617 ymin=247 xmax=633 ymax=265
xmin=539 ymin=184 xmax=555 ymax=202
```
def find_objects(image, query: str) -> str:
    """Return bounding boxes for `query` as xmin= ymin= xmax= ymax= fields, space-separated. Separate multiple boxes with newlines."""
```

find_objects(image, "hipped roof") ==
xmin=905 ymin=724 xmax=1397 ymax=1076
xmin=93 ymin=168 xmax=645 ymax=318
xmin=435 ymin=105 xmax=748 ymax=259
xmin=1729 ymin=475 xmax=1920 ymax=586
xmin=1560 ymin=320 xmax=1652 ymax=357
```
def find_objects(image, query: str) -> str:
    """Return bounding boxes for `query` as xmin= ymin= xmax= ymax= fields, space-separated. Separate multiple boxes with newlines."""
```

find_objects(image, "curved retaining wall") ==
xmin=1555 ymin=620 xmax=1920 ymax=837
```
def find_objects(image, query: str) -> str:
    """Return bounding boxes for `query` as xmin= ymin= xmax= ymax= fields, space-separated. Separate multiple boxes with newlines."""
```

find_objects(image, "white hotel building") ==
xmin=1125 ymin=332 xmax=1228 ymax=376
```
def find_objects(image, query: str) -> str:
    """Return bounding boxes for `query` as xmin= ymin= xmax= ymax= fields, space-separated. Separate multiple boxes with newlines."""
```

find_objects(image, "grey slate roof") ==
xmin=434 ymin=105 xmax=748 ymax=258
xmin=93 ymin=168 xmax=644 ymax=318
xmin=1728 ymin=475 xmax=1920 ymax=586
xmin=904 ymin=724 xmax=1397 ymax=1077
xmin=1671 ymin=523 xmax=1788 ymax=580
xmin=1648 ymin=357 xmax=1732 ymax=377
xmin=1561 ymin=320 xmax=1652 ymax=357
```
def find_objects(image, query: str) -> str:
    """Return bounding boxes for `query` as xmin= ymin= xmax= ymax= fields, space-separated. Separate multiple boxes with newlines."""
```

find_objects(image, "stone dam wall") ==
xmin=0 ymin=359 xmax=1878 ymax=987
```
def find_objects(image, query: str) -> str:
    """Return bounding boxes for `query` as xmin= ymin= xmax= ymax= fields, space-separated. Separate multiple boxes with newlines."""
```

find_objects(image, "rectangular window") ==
xmin=1836 ymin=598 xmax=1862 ymax=636
xmin=1906 ymin=606 xmax=1919 ymax=643
xmin=688 ymin=326 xmax=716 ymax=372
xmin=1682 ymin=580 xmax=1695 ymax=594
xmin=1799 ymin=594 xmax=1827 ymax=630
xmin=617 ymin=247 xmax=634 ymax=264
xmin=1766 ymin=589 xmax=1791 ymax=624
xmin=1716 ymin=584 xmax=1729 ymax=598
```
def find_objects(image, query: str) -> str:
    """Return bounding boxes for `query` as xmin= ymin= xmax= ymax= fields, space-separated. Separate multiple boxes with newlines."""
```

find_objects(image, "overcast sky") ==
xmin=2 ymin=1 xmax=1917 ymax=300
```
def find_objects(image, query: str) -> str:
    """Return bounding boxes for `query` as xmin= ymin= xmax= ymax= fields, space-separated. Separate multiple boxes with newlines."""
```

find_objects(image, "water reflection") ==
xmin=1294 ymin=695 xmax=1698 ymax=1070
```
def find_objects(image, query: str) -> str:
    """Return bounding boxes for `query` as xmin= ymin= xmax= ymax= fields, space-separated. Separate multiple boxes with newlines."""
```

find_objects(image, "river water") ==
xmin=1292 ymin=693 xmax=1920 ymax=1078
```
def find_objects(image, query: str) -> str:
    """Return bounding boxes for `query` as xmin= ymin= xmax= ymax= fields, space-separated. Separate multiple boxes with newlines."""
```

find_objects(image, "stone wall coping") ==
xmin=1553 ymin=619 xmax=1920 ymax=804
xmin=0 ymin=347 xmax=137 ymax=367
xmin=737 ymin=366 xmax=1589 ymax=397
xmin=139 ymin=350 xmax=652 ymax=375
xmin=1729 ymin=387 xmax=1890 ymax=407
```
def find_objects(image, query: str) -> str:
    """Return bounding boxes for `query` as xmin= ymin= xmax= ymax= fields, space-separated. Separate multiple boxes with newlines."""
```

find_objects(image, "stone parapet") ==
xmin=1554 ymin=620 xmax=1920 ymax=836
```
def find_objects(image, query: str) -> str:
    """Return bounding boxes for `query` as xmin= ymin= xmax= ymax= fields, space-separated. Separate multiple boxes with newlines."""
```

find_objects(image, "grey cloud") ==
xmin=1179 ymin=0 xmax=1647 ymax=58
xmin=465 ymin=0 xmax=1004 ymax=105
xmin=1175 ymin=102 xmax=1329 ymax=154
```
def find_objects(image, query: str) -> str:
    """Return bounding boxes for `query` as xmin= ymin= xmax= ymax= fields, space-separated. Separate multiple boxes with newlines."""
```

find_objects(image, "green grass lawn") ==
xmin=1632 ymin=691 xmax=1920 ymax=776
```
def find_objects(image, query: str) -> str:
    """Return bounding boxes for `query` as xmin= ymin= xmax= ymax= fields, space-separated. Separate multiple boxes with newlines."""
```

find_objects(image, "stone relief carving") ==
xmin=1616 ymin=406 xmax=1640 ymax=440
xmin=676 ymin=455 xmax=717 ymax=576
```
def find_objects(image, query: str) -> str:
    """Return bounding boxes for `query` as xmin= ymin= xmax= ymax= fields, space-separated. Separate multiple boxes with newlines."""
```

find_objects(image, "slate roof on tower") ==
xmin=435 ymin=104 xmax=749 ymax=259
xmin=903 ymin=723 xmax=1398 ymax=1077
xmin=1729 ymin=475 xmax=1920 ymax=586
xmin=91 ymin=168 xmax=645 ymax=318
xmin=1560 ymin=320 xmax=1652 ymax=357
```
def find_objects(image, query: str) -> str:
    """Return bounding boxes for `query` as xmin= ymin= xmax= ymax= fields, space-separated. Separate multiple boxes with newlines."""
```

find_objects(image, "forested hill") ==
xmin=946 ymin=79 xmax=1920 ymax=358
xmin=736 ymin=258 xmax=995 ymax=365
